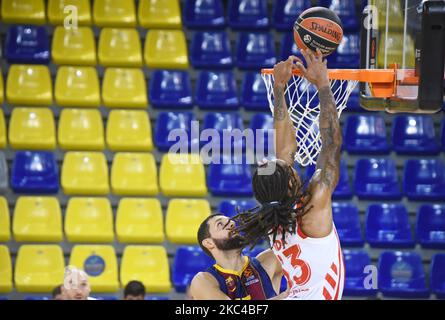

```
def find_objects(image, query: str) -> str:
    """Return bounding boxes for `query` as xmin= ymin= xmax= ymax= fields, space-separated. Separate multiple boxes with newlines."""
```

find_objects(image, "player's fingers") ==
xmin=295 ymin=61 xmax=307 ymax=76
xmin=305 ymin=49 xmax=315 ymax=65
xmin=288 ymin=55 xmax=303 ymax=66
xmin=315 ymin=48 xmax=323 ymax=60
xmin=300 ymin=49 xmax=311 ymax=66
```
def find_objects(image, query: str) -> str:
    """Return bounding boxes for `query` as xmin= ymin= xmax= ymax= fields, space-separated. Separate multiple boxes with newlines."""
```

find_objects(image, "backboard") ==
xmin=360 ymin=0 xmax=445 ymax=113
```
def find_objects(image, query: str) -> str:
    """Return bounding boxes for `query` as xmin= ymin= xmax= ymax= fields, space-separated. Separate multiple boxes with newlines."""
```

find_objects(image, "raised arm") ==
xmin=272 ymin=57 xmax=300 ymax=166
xmin=190 ymin=272 xmax=231 ymax=300
xmin=294 ymin=49 xmax=341 ymax=238
xmin=297 ymin=49 xmax=341 ymax=191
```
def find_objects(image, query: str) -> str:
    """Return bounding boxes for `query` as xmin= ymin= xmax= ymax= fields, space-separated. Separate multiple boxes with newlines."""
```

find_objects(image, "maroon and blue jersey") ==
xmin=206 ymin=256 xmax=277 ymax=300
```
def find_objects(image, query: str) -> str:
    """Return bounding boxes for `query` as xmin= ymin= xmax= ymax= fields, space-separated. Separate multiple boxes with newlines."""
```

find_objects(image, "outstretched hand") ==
xmin=273 ymin=55 xmax=302 ymax=87
xmin=295 ymin=48 xmax=330 ymax=90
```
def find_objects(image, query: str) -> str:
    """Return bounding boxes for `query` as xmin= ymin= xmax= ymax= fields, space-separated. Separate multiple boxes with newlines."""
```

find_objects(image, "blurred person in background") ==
xmin=123 ymin=281 xmax=146 ymax=300
xmin=52 ymin=285 xmax=64 ymax=300
xmin=62 ymin=266 xmax=96 ymax=300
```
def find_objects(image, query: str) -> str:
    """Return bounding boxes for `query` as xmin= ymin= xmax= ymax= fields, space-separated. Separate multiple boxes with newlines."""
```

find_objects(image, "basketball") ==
xmin=294 ymin=7 xmax=343 ymax=57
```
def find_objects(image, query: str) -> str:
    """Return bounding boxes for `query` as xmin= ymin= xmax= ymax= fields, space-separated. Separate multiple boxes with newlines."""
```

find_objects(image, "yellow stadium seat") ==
xmin=160 ymin=153 xmax=207 ymax=197
xmin=0 ymin=197 xmax=11 ymax=242
xmin=47 ymin=0 xmax=92 ymax=26
xmin=0 ymin=246 xmax=12 ymax=293
xmin=0 ymin=72 xmax=4 ymax=105
xmin=121 ymin=246 xmax=171 ymax=293
xmin=6 ymin=65 xmax=52 ymax=106
xmin=138 ymin=0 xmax=182 ymax=29
xmin=102 ymin=68 xmax=147 ymax=108
xmin=111 ymin=153 xmax=158 ymax=196
xmin=8 ymin=108 xmax=56 ymax=150
xmin=144 ymin=30 xmax=189 ymax=69
xmin=98 ymin=28 xmax=142 ymax=67
xmin=52 ymin=26 xmax=96 ymax=65
xmin=13 ymin=197 xmax=63 ymax=242
xmin=93 ymin=0 xmax=136 ymax=27
xmin=1 ymin=0 xmax=46 ymax=24
xmin=65 ymin=197 xmax=114 ymax=243
xmin=55 ymin=66 xmax=101 ymax=108
xmin=106 ymin=110 xmax=153 ymax=151
xmin=116 ymin=198 xmax=164 ymax=243
xmin=166 ymin=199 xmax=210 ymax=244
xmin=58 ymin=109 xmax=105 ymax=151
xmin=0 ymin=109 xmax=6 ymax=149
xmin=61 ymin=152 xmax=110 ymax=195
xmin=15 ymin=245 xmax=64 ymax=293
xmin=69 ymin=245 xmax=119 ymax=292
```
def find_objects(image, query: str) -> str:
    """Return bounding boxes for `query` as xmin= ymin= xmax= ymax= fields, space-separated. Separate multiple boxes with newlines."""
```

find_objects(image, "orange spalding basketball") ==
xmin=294 ymin=7 xmax=343 ymax=57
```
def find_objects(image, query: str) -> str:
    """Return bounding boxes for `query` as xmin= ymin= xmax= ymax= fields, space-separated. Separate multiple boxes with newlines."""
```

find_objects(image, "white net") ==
xmin=261 ymin=72 xmax=359 ymax=166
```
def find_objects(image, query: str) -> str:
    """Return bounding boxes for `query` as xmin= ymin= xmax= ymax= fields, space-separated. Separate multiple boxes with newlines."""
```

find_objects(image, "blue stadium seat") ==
xmin=207 ymin=155 xmax=253 ymax=197
xmin=183 ymin=0 xmax=226 ymax=29
xmin=343 ymin=250 xmax=377 ymax=296
xmin=155 ymin=112 xmax=198 ymax=152
xmin=392 ymin=115 xmax=440 ymax=155
xmin=5 ymin=25 xmax=50 ymax=64
xmin=173 ymin=246 xmax=213 ymax=293
xmin=404 ymin=159 xmax=445 ymax=201
xmin=354 ymin=158 xmax=401 ymax=200
xmin=11 ymin=151 xmax=59 ymax=194
xmin=280 ymin=32 xmax=304 ymax=61
xmin=93 ymin=296 xmax=119 ymax=300
xmin=190 ymin=31 xmax=233 ymax=69
xmin=378 ymin=251 xmax=429 ymax=298
xmin=366 ymin=204 xmax=415 ymax=248
xmin=202 ymin=112 xmax=245 ymax=153
xmin=344 ymin=115 xmax=390 ymax=154
xmin=228 ymin=0 xmax=269 ymax=30
xmin=24 ymin=296 xmax=50 ymax=300
xmin=329 ymin=32 xmax=360 ymax=69
xmin=305 ymin=160 xmax=352 ymax=199
xmin=236 ymin=32 xmax=276 ymax=69
xmin=332 ymin=202 xmax=364 ymax=247
xmin=145 ymin=296 xmax=170 ymax=300
xmin=241 ymin=72 xmax=269 ymax=111
xmin=218 ymin=199 xmax=258 ymax=218
xmin=249 ymin=114 xmax=274 ymax=155
xmin=273 ymin=0 xmax=311 ymax=31
xmin=431 ymin=254 xmax=445 ymax=299
xmin=417 ymin=204 xmax=445 ymax=249
xmin=319 ymin=0 xmax=360 ymax=31
xmin=242 ymin=247 xmax=265 ymax=258
xmin=149 ymin=70 xmax=193 ymax=109
xmin=195 ymin=71 xmax=239 ymax=110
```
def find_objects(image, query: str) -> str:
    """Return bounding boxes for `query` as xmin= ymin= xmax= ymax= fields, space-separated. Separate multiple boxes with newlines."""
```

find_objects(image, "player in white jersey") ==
xmin=233 ymin=48 xmax=345 ymax=300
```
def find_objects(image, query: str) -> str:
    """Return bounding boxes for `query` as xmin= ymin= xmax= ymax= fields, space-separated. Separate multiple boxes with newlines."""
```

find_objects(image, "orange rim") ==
xmin=261 ymin=68 xmax=399 ymax=98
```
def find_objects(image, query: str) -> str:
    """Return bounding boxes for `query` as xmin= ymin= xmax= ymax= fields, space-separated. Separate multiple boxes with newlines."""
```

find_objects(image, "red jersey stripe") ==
xmin=325 ymin=273 xmax=337 ymax=290
xmin=323 ymin=287 xmax=332 ymax=300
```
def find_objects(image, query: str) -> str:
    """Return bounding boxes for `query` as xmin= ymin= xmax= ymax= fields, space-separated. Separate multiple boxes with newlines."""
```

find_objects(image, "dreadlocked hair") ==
xmin=232 ymin=161 xmax=313 ymax=250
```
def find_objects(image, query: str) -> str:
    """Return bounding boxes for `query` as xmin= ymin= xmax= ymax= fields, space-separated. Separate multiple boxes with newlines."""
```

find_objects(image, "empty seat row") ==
xmin=2 ymin=108 xmax=153 ymax=151
xmin=344 ymin=114 xmax=445 ymax=155
xmin=0 ymin=197 xmax=210 ymax=244
xmin=332 ymin=202 xmax=445 ymax=249
xmin=2 ymin=147 xmax=445 ymax=200
xmin=184 ymin=0 xmax=359 ymax=31
xmin=1 ymin=0 xmax=181 ymax=29
xmin=0 ymin=244 xmax=173 ymax=294
xmin=4 ymin=24 xmax=361 ymax=70
xmin=4 ymin=26 xmax=188 ymax=68
xmin=3 ymin=151 xmax=208 ymax=197
xmin=344 ymin=250 xmax=445 ymax=298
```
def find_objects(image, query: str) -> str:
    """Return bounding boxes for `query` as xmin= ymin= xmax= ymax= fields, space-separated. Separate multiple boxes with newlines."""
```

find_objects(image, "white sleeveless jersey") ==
xmin=270 ymin=223 xmax=345 ymax=300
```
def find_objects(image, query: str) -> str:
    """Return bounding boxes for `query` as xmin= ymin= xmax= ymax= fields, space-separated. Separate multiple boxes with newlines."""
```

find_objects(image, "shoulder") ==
xmin=255 ymin=250 xmax=282 ymax=275
xmin=191 ymin=271 xmax=219 ymax=289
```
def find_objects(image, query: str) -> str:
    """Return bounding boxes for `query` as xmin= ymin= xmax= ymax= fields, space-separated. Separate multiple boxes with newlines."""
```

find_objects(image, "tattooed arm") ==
xmin=294 ymin=49 xmax=341 ymax=238
xmin=272 ymin=57 xmax=300 ymax=166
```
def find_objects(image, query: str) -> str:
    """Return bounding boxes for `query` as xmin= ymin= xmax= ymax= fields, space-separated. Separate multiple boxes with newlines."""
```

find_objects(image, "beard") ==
xmin=212 ymin=234 xmax=245 ymax=251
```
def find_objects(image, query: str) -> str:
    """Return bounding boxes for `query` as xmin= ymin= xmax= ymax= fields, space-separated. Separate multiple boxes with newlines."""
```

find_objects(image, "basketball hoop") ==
xmin=260 ymin=68 xmax=395 ymax=166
